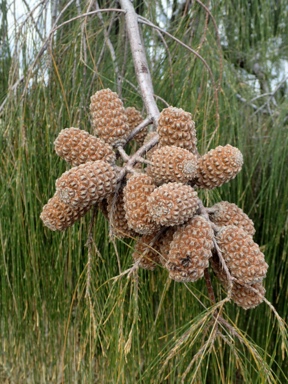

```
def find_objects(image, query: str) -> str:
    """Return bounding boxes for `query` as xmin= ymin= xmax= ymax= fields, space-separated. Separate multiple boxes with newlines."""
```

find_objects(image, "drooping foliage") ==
xmin=0 ymin=1 xmax=287 ymax=382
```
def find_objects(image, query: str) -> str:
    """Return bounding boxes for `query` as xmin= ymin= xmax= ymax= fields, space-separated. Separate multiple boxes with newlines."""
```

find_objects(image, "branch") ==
xmin=125 ymin=116 xmax=152 ymax=143
xmin=118 ymin=0 xmax=160 ymax=125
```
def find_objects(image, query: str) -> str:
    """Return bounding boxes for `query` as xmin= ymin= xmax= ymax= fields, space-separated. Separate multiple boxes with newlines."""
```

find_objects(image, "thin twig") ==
xmin=116 ymin=133 xmax=159 ymax=183
xmin=198 ymin=199 xmax=233 ymax=293
xmin=137 ymin=14 xmax=220 ymax=137
xmin=125 ymin=116 xmax=153 ymax=143
xmin=0 ymin=7 xmax=125 ymax=115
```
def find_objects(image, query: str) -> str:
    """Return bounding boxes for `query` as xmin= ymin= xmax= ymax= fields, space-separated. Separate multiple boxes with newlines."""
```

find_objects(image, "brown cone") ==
xmin=132 ymin=232 xmax=161 ymax=270
xmin=157 ymin=227 xmax=177 ymax=266
xmin=209 ymin=201 xmax=255 ymax=236
xmin=215 ymin=225 xmax=268 ymax=285
xmin=146 ymin=145 xmax=198 ymax=185
xmin=231 ymin=282 xmax=265 ymax=309
xmin=125 ymin=107 xmax=147 ymax=145
xmin=195 ymin=145 xmax=243 ymax=189
xmin=54 ymin=128 xmax=115 ymax=166
xmin=40 ymin=194 xmax=90 ymax=231
xmin=157 ymin=107 xmax=197 ymax=154
xmin=166 ymin=216 xmax=214 ymax=282
xmin=56 ymin=161 xmax=117 ymax=209
xmin=107 ymin=188 xmax=137 ymax=239
xmin=90 ymin=89 xmax=130 ymax=147
xmin=123 ymin=174 xmax=160 ymax=235
xmin=147 ymin=182 xmax=198 ymax=226
xmin=211 ymin=255 xmax=265 ymax=309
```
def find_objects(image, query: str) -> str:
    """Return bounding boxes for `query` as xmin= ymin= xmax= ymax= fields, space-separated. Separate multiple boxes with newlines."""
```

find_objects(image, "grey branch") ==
xmin=118 ymin=0 xmax=160 ymax=126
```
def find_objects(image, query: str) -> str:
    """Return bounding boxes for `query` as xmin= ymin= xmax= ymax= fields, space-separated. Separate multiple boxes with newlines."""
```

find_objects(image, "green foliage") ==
xmin=0 ymin=1 xmax=287 ymax=382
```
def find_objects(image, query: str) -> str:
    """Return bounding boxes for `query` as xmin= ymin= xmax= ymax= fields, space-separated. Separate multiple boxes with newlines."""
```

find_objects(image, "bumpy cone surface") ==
xmin=157 ymin=227 xmax=177 ymax=266
xmin=123 ymin=174 xmax=160 ymax=235
xmin=231 ymin=282 xmax=265 ymax=309
xmin=132 ymin=232 xmax=161 ymax=270
xmin=125 ymin=107 xmax=147 ymax=145
xmin=166 ymin=216 xmax=214 ymax=282
xmin=147 ymin=183 xmax=198 ymax=226
xmin=54 ymin=128 xmax=115 ymax=166
xmin=56 ymin=161 xmax=116 ymax=209
xmin=215 ymin=225 xmax=268 ymax=285
xmin=157 ymin=107 xmax=197 ymax=154
xmin=107 ymin=188 xmax=137 ymax=239
xmin=195 ymin=145 xmax=243 ymax=189
xmin=209 ymin=201 xmax=255 ymax=236
xmin=211 ymin=255 xmax=265 ymax=309
xmin=40 ymin=194 xmax=90 ymax=231
xmin=90 ymin=89 xmax=130 ymax=147
xmin=146 ymin=145 xmax=198 ymax=185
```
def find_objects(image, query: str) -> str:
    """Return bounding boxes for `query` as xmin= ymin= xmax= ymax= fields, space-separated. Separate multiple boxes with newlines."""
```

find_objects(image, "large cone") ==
xmin=56 ymin=161 xmax=116 ymax=209
xmin=209 ymin=201 xmax=255 ymax=236
xmin=211 ymin=255 xmax=266 ymax=309
xmin=54 ymin=128 xmax=115 ymax=166
xmin=40 ymin=194 xmax=90 ymax=231
xmin=146 ymin=145 xmax=198 ymax=185
xmin=147 ymin=182 xmax=198 ymax=226
xmin=157 ymin=107 xmax=197 ymax=153
xmin=166 ymin=216 xmax=214 ymax=282
xmin=215 ymin=225 xmax=268 ymax=285
xmin=123 ymin=174 xmax=160 ymax=235
xmin=90 ymin=89 xmax=130 ymax=147
xmin=196 ymin=145 xmax=243 ymax=189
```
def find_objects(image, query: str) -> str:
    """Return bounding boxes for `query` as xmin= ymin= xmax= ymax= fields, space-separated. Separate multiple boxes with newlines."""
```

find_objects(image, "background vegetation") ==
xmin=0 ymin=0 xmax=287 ymax=382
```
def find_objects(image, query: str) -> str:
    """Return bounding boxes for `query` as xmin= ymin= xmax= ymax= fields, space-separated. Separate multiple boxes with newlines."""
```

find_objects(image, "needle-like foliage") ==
xmin=0 ymin=1 xmax=287 ymax=382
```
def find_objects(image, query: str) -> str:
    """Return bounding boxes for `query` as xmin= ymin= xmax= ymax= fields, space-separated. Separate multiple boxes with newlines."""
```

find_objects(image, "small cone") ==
xmin=157 ymin=227 xmax=177 ymax=266
xmin=54 ymin=128 xmax=116 ymax=166
xmin=157 ymin=107 xmax=197 ymax=154
xmin=166 ymin=216 xmax=214 ymax=282
xmin=195 ymin=145 xmax=243 ymax=189
xmin=211 ymin=255 xmax=265 ymax=309
xmin=56 ymin=161 xmax=117 ymax=209
xmin=90 ymin=89 xmax=130 ymax=147
xmin=107 ymin=188 xmax=137 ymax=239
xmin=215 ymin=225 xmax=268 ymax=285
xmin=231 ymin=282 xmax=265 ymax=309
xmin=132 ymin=232 xmax=161 ymax=270
xmin=147 ymin=182 xmax=198 ymax=227
xmin=123 ymin=174 xmax=160 ymax=235
xmin=125 ymin=107 xmax=147 ymax=145
xmin=209 ymin=201 xmax=255 ymax=236
xmin=146 ymin=145 xmax=198 ymax=185
xmin=40 ymin=194 xmax=90 ymax=231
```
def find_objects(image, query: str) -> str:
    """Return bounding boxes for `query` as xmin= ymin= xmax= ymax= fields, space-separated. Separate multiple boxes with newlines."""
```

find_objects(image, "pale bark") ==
xmin=118 ymin=0 xmax=160 ymax=126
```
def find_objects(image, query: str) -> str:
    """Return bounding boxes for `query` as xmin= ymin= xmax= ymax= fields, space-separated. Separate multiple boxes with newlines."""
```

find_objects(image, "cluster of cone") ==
xmin=40 ymin=88 xmax=268 ymax=310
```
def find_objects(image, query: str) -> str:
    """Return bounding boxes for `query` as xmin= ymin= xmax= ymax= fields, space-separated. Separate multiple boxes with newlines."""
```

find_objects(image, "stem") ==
xmin=116 ymin=133 xmax=159 ymax=183
xmin=118 ymin=0 xmax=160 ymax=125
xmin=125 ymin=116 xmax=153 ymax=144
